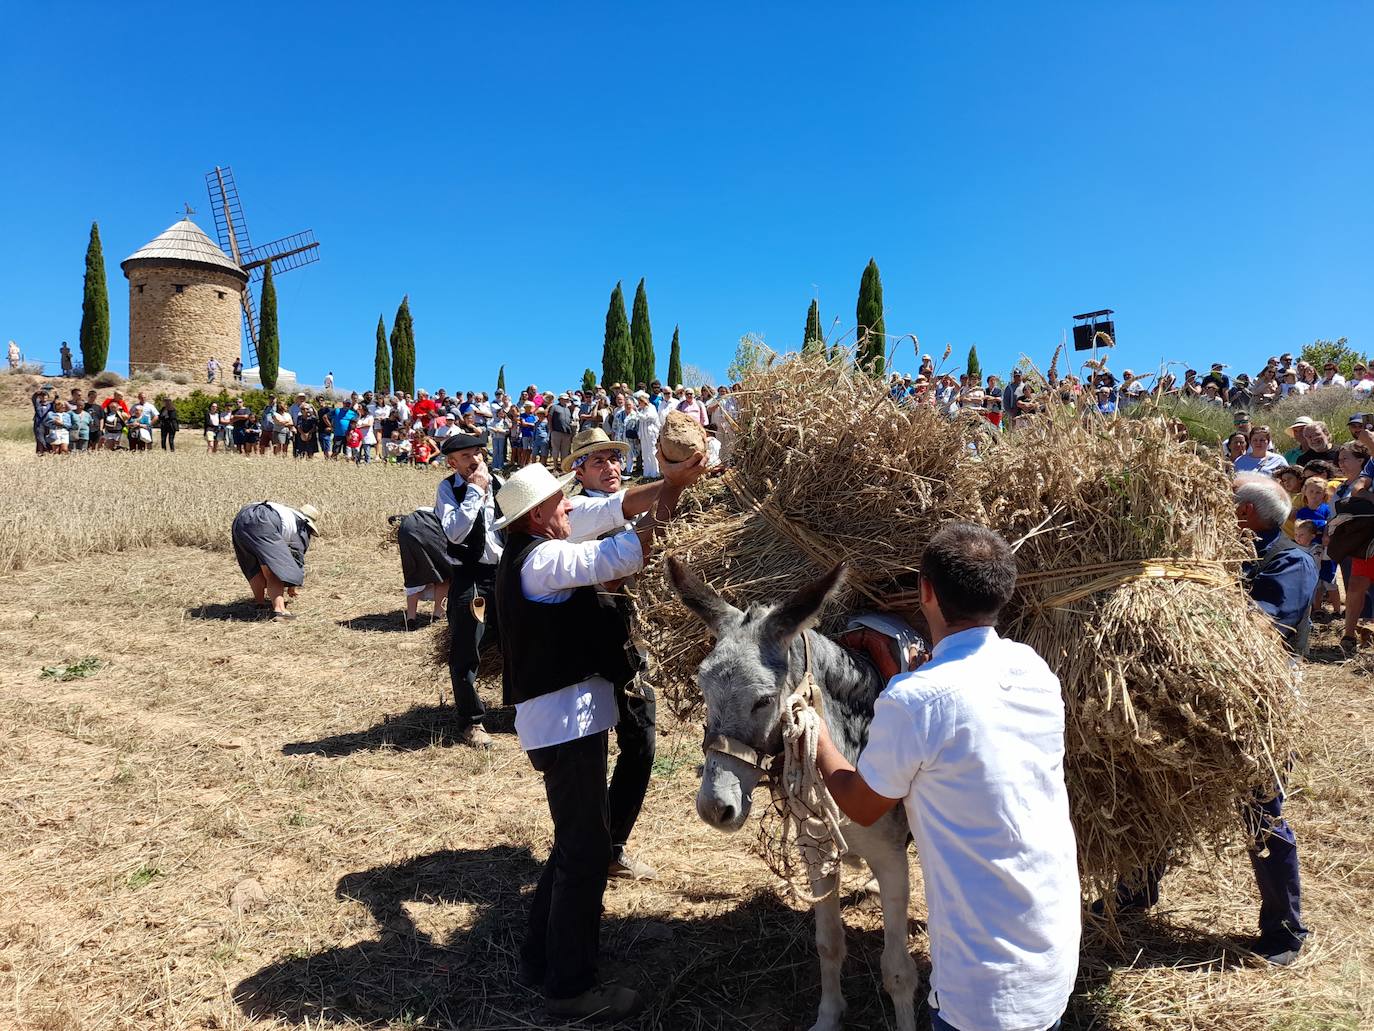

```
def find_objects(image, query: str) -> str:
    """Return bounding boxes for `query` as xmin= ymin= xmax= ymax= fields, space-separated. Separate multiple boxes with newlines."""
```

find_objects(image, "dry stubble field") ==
xmin=0 ymin=444 xmax=1370 ymax=1031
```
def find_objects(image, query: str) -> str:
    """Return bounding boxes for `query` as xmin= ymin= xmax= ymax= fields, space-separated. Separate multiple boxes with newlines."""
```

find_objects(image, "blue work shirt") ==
xmin=1245 ymin=527 xmax=1318 ymax=649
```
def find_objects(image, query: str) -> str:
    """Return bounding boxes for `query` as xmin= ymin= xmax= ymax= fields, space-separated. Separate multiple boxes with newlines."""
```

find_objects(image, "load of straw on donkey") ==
xmin=637 ymin=353 xmax=1297 ymax=988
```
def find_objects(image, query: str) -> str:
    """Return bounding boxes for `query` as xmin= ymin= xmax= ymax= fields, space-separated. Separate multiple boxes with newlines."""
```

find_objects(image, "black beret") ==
xmin=440 ymin=431 xmax=489 ymax=454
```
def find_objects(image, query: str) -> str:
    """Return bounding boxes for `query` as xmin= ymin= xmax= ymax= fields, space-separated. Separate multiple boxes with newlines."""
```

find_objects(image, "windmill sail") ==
xmin=205 ymin=164 xmax=320 ymax=370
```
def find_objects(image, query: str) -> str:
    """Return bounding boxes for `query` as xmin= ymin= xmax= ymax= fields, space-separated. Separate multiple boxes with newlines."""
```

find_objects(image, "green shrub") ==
xmin=1270 ymin=387 xmax=1366 ymax=445
xmin=173 ymin=388 xmax=274 ymax=428
xmin=92 ymin=369 xmax=123 ymax=388
xmin=170 ymin=371 xmax=191 ymax=385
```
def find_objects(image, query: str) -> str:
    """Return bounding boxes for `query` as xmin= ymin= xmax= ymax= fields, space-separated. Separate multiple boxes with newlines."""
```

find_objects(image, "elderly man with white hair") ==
xmin=1103 ymin=473 xmax=1315 ymax=968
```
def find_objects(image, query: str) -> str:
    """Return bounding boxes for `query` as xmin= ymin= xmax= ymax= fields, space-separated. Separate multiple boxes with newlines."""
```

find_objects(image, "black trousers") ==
xmin=609 ymin=681 xmax=656 ymax=854
xmin=447 ymin=566 xmax=498 ymax=726
xmin=522 ymin=730 xmax=611 ymax=1000
xmin=160 ymin=427 xmax=176 ymax=451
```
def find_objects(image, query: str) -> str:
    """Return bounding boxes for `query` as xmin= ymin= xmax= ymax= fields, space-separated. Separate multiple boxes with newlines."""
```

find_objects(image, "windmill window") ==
xmin=216 ymin=290 xmax=226 ymax=299
xmin=137 ymin=284 xmax=144 ymax=294
xmin=174 ymin=284 xmax=185 ymax=293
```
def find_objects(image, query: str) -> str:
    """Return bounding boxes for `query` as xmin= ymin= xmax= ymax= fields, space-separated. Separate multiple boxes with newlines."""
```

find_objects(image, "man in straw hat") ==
xmin=230 ymin=501 xmax=322 ymax=621
xmin=495 ymin=445 xmax=706 ymax=1021
xmin=560 ymin=426 xmax=689 ymax=882
xmin=435 ymin=430 xmax=506 ymax=749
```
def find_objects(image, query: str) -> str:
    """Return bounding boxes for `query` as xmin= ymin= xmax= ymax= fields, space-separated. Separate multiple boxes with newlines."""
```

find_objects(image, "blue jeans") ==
xmin=492 ymin=435 xmax=507 ymax=469
xmin=932 ymin=1012 xmax=1061 ymax=1031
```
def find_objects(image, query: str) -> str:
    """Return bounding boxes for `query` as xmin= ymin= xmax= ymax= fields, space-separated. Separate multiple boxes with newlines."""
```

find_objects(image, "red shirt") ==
xmin=411 ymin=398 xmax=439 ymax=425
xmin=102 ymin=397 xmax=130 ymax=414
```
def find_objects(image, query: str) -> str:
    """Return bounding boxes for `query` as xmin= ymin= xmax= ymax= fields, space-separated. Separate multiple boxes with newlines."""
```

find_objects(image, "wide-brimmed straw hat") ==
xmin=299 ymin=504 xmax=323 ymax=536
xmin=561 ymin=427 xmax=630 ymax=473
xmin=491 ymin=464 xmax=575 ymax=531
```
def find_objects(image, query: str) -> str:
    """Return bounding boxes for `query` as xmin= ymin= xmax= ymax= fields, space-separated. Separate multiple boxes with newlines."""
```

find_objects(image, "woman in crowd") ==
xmin=1333 ymin=442 xmax=1374 ymax=626
xmin=128 ymin=399 xmax=155 ymax=453
xmin=71 ymin=401 xmax=91 ymax=452
xmin=270 ymin=401 xmax=295 ymax=457
xmin=44 ymin=399 xmax=71 ymax=455
xmin=205 ymin=402 xmax=221 ymax=453
xmin=1234 ymin=426 xmax=1285 ymax=475
xmin=1255 ymin=367 xmax=1281 ymax=406
xmin=295 ymin=403 xmax=319 ymax=459
xmin=1224 ymin=431 xmax=1249 ymax=468
xmin=158 ymin=397 xmax=179 ymax=451
xmin=489 ymin=407 xmax=510 ymax=470
xmin=355 ymin=403 xmax=376 ymax=464
xmin=317 ymin=404 xmax=334 ymax=458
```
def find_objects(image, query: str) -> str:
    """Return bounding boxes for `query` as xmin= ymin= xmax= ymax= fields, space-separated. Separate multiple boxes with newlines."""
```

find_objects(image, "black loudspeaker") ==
xmin=1073 ymin=321 xmax=1116 ymax=351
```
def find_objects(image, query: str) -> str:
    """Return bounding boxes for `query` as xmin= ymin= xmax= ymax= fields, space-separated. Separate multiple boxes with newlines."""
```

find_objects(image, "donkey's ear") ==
xmin=765 ymin=563 xmax=847 ymax=645
xmin=667 ymin=555 xmax=739 ymax=634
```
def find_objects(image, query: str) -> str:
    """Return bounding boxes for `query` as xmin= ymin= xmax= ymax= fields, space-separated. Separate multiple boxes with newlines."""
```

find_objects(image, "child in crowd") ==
xmin=382 ymin=430 xmax=407 ymax=463
xmin=532 ymin=408 xmax=551 ymax=466
xmin=411 ymin=431 xmax=434 ymax=466
xmin=1295 ymin=478 xmax=1341 ymax=619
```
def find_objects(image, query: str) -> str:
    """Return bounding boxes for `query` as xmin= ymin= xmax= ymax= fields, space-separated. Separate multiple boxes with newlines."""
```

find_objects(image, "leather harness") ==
xmin=702 ymin=633 xmax=818 ymax=775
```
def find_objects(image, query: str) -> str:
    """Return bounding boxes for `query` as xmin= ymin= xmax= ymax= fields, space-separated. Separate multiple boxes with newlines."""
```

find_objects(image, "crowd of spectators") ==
xmin=890 ymin=350 xmax=1374 ymax=426
xmin=29 ymin=378 xmax=739 ymax=476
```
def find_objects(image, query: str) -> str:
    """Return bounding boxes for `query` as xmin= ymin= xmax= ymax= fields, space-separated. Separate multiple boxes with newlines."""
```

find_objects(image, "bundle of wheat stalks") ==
xmin=635 ymin=354 xmax=1298 ymax=893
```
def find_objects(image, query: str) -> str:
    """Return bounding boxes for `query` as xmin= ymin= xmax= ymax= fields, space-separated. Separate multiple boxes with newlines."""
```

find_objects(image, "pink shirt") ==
xmin=675 ymin=399 xmax=708 ymax=426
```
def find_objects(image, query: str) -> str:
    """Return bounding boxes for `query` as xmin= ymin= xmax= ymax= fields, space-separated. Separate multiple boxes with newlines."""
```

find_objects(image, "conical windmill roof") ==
xmin=121 ymin=219 xmax=247 ymax=280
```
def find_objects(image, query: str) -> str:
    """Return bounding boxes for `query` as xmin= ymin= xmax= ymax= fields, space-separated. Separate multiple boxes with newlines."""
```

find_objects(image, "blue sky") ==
xmin=2 ymin=3 xmax=1370 ymax=392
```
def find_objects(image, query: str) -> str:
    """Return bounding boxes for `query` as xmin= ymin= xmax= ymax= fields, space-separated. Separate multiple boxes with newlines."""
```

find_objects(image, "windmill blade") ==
xmin=240 ymin=229 xmax=319 ymax=282
xmin=204 ymin=166 xmax=254 ymax=264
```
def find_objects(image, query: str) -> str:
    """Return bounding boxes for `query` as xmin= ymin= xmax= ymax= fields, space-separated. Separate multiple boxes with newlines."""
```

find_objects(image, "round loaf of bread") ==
xmin=659 ymin=410 xmax=708 ymax=463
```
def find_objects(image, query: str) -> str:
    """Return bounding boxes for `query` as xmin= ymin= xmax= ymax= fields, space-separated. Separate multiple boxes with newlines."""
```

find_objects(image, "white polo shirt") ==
xmin=857 ymin=625 xmax=1081 ymax=1031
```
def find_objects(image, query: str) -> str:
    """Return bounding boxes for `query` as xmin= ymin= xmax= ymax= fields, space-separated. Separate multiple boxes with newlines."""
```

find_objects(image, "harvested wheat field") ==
xmin=0 ymin=444 xmax=1370 ymax=1031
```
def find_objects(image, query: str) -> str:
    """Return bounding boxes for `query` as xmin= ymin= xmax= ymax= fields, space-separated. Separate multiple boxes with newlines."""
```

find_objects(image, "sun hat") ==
xmin=298 ymin=504 xmax=323 ymax=536
xmin=491 ymin=464 xmax=576 ymax=531
xmin=634 ymin=390 xmax=650 ymax=400
xmin=562 ymin=427 xmax=630 ymax=473
xmin=1286 ymin=416 xmax=1314 ymax=439
xmin=1347 ymin=413 xmax=1366 ymax=425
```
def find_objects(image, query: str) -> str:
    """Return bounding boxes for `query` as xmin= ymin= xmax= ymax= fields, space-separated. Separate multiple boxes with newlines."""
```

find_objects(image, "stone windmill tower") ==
xmin=120 ymin=166 xmax=319 ymax=379
xmin=120 ymin=218 xmax=247 ymax=375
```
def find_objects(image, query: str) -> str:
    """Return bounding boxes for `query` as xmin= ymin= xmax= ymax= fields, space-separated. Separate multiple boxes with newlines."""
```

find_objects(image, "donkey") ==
xmin=667 ymin=557 xmax=919 ymax=1031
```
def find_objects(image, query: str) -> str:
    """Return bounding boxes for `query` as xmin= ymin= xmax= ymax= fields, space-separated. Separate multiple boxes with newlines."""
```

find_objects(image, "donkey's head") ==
xmin=667 ymin=556 xmax=846 ymax=832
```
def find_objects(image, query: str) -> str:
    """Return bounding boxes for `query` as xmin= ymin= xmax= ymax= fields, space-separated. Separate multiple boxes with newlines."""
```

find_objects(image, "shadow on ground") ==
xmin=233 ymin=847 xmax=1168 ymax=1030
xmin=186 ymin=601 xmax=268 ymax=622
xmin=282 ymin=702 xmax=514 ymax=757
xmin=336 ymin=609 xmax=433 ymax=633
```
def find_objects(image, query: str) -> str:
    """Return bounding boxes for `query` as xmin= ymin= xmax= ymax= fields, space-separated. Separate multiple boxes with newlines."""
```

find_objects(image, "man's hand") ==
xmin=467 ymin=460 xmax=491 ymax=492
xmin=659 ymin=447 xmax=707 ymax=490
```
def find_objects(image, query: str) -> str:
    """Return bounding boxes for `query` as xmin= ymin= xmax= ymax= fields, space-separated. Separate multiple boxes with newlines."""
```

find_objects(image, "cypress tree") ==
xmin=667 ymin=325 xmax=683 ymax=387
xmin=802 ymin=298 xmax=822 ymax=354
xmin=582 ymin=368 xmax=597 ymax=393
xmin=390 ymin=295 xmax=415 ymax=395
xmin=630 ymin=277 xmax=655 ymax=386
xmin=373 ymin=314 xmax=390 ymax=393
xmin=79 ymin=221 xmax=110 ymax=374
xmin=855 ymin=258 xmax=886 ymax=376
xmin=602 ymin=282 xmax=632 ymax=387
xmin=258 ymin=262 xmax=279 ymax=390
xmin=497 ymin=364 xmax=506 ymax=393
xmin=966 ymin=344 xmax=981 ymax=385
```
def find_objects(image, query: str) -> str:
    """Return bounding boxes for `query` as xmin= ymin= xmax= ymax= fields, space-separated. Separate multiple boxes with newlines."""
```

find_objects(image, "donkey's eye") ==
xmin=750 ymin=698 xmax=771 ymax=713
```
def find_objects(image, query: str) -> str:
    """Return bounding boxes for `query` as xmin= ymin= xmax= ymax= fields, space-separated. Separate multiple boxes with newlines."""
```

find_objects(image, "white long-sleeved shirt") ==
xmin=512 ymin=528 xmax=644 ymax=751
xmin=567 ymin=489 xmax=630 ymax=543
xmin=435 ymin=474 xmax=502 ymax=565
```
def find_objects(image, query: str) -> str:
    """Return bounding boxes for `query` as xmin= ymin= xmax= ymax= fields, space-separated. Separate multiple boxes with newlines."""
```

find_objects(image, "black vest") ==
xmin=446 ymin=473 xmax=503 ymax=569
xmin=495 ymin=531 xmax=635 ymax=707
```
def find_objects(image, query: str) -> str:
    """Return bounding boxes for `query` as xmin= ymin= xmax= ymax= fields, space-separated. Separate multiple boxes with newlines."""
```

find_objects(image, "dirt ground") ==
xmin=0 ymin=475 xmax=1370 ymax=1028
